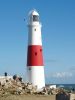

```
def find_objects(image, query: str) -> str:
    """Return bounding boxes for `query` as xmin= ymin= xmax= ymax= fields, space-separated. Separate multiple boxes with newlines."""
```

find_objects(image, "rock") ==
xmin=16 ymin=87 xmax=22 ymax=95
xmin=1 ymin=75 xmax=72 ymax=96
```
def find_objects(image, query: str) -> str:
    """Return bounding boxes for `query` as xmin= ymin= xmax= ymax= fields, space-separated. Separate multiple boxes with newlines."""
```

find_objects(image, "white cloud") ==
xmin=46 ymin=72 xmax=73 ymax=79
xmin=52 ymin=72 xmax=73 ymax=78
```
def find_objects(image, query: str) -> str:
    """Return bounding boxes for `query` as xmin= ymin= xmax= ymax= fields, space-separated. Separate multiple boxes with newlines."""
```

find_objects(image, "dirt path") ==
xmin=0 ymin=94 xmax=56 ymax=100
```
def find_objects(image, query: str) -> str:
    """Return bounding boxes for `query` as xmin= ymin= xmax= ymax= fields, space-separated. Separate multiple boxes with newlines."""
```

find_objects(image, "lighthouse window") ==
xmin=29 ymin=67 xmax=31 ymax=70
xmin=40 ymin=49 xmax=42 ymax=52
xmin=34 ymin=28 xmax=36 ymax=31
xmin=35 ymin=52 xmax=37 ymax=56
xmin=33 ymin=15 xmax=39 ymax=21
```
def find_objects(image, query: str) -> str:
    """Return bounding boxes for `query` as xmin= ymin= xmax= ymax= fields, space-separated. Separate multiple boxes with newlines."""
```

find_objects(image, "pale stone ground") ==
xmin=0 ymin=94 xmax=56 ymax=100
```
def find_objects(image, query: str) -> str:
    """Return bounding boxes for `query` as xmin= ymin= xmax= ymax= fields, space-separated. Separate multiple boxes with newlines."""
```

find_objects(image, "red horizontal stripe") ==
xmin=27 ymin=45 xmax=44 ymax=66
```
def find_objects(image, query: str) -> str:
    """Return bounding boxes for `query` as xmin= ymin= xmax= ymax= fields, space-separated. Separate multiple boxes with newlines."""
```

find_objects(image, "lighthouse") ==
xmin=27 ymin=10 xmax=45 ymax=90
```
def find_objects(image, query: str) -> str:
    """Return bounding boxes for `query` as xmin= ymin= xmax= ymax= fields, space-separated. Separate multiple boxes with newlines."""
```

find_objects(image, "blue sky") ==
xmin=0 ymin=0 xmax=75 ymax=84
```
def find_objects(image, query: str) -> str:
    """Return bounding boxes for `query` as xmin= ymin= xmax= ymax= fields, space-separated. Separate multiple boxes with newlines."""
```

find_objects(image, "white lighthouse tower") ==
xmin=27 ymin=10 xmax=45 ymax=90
